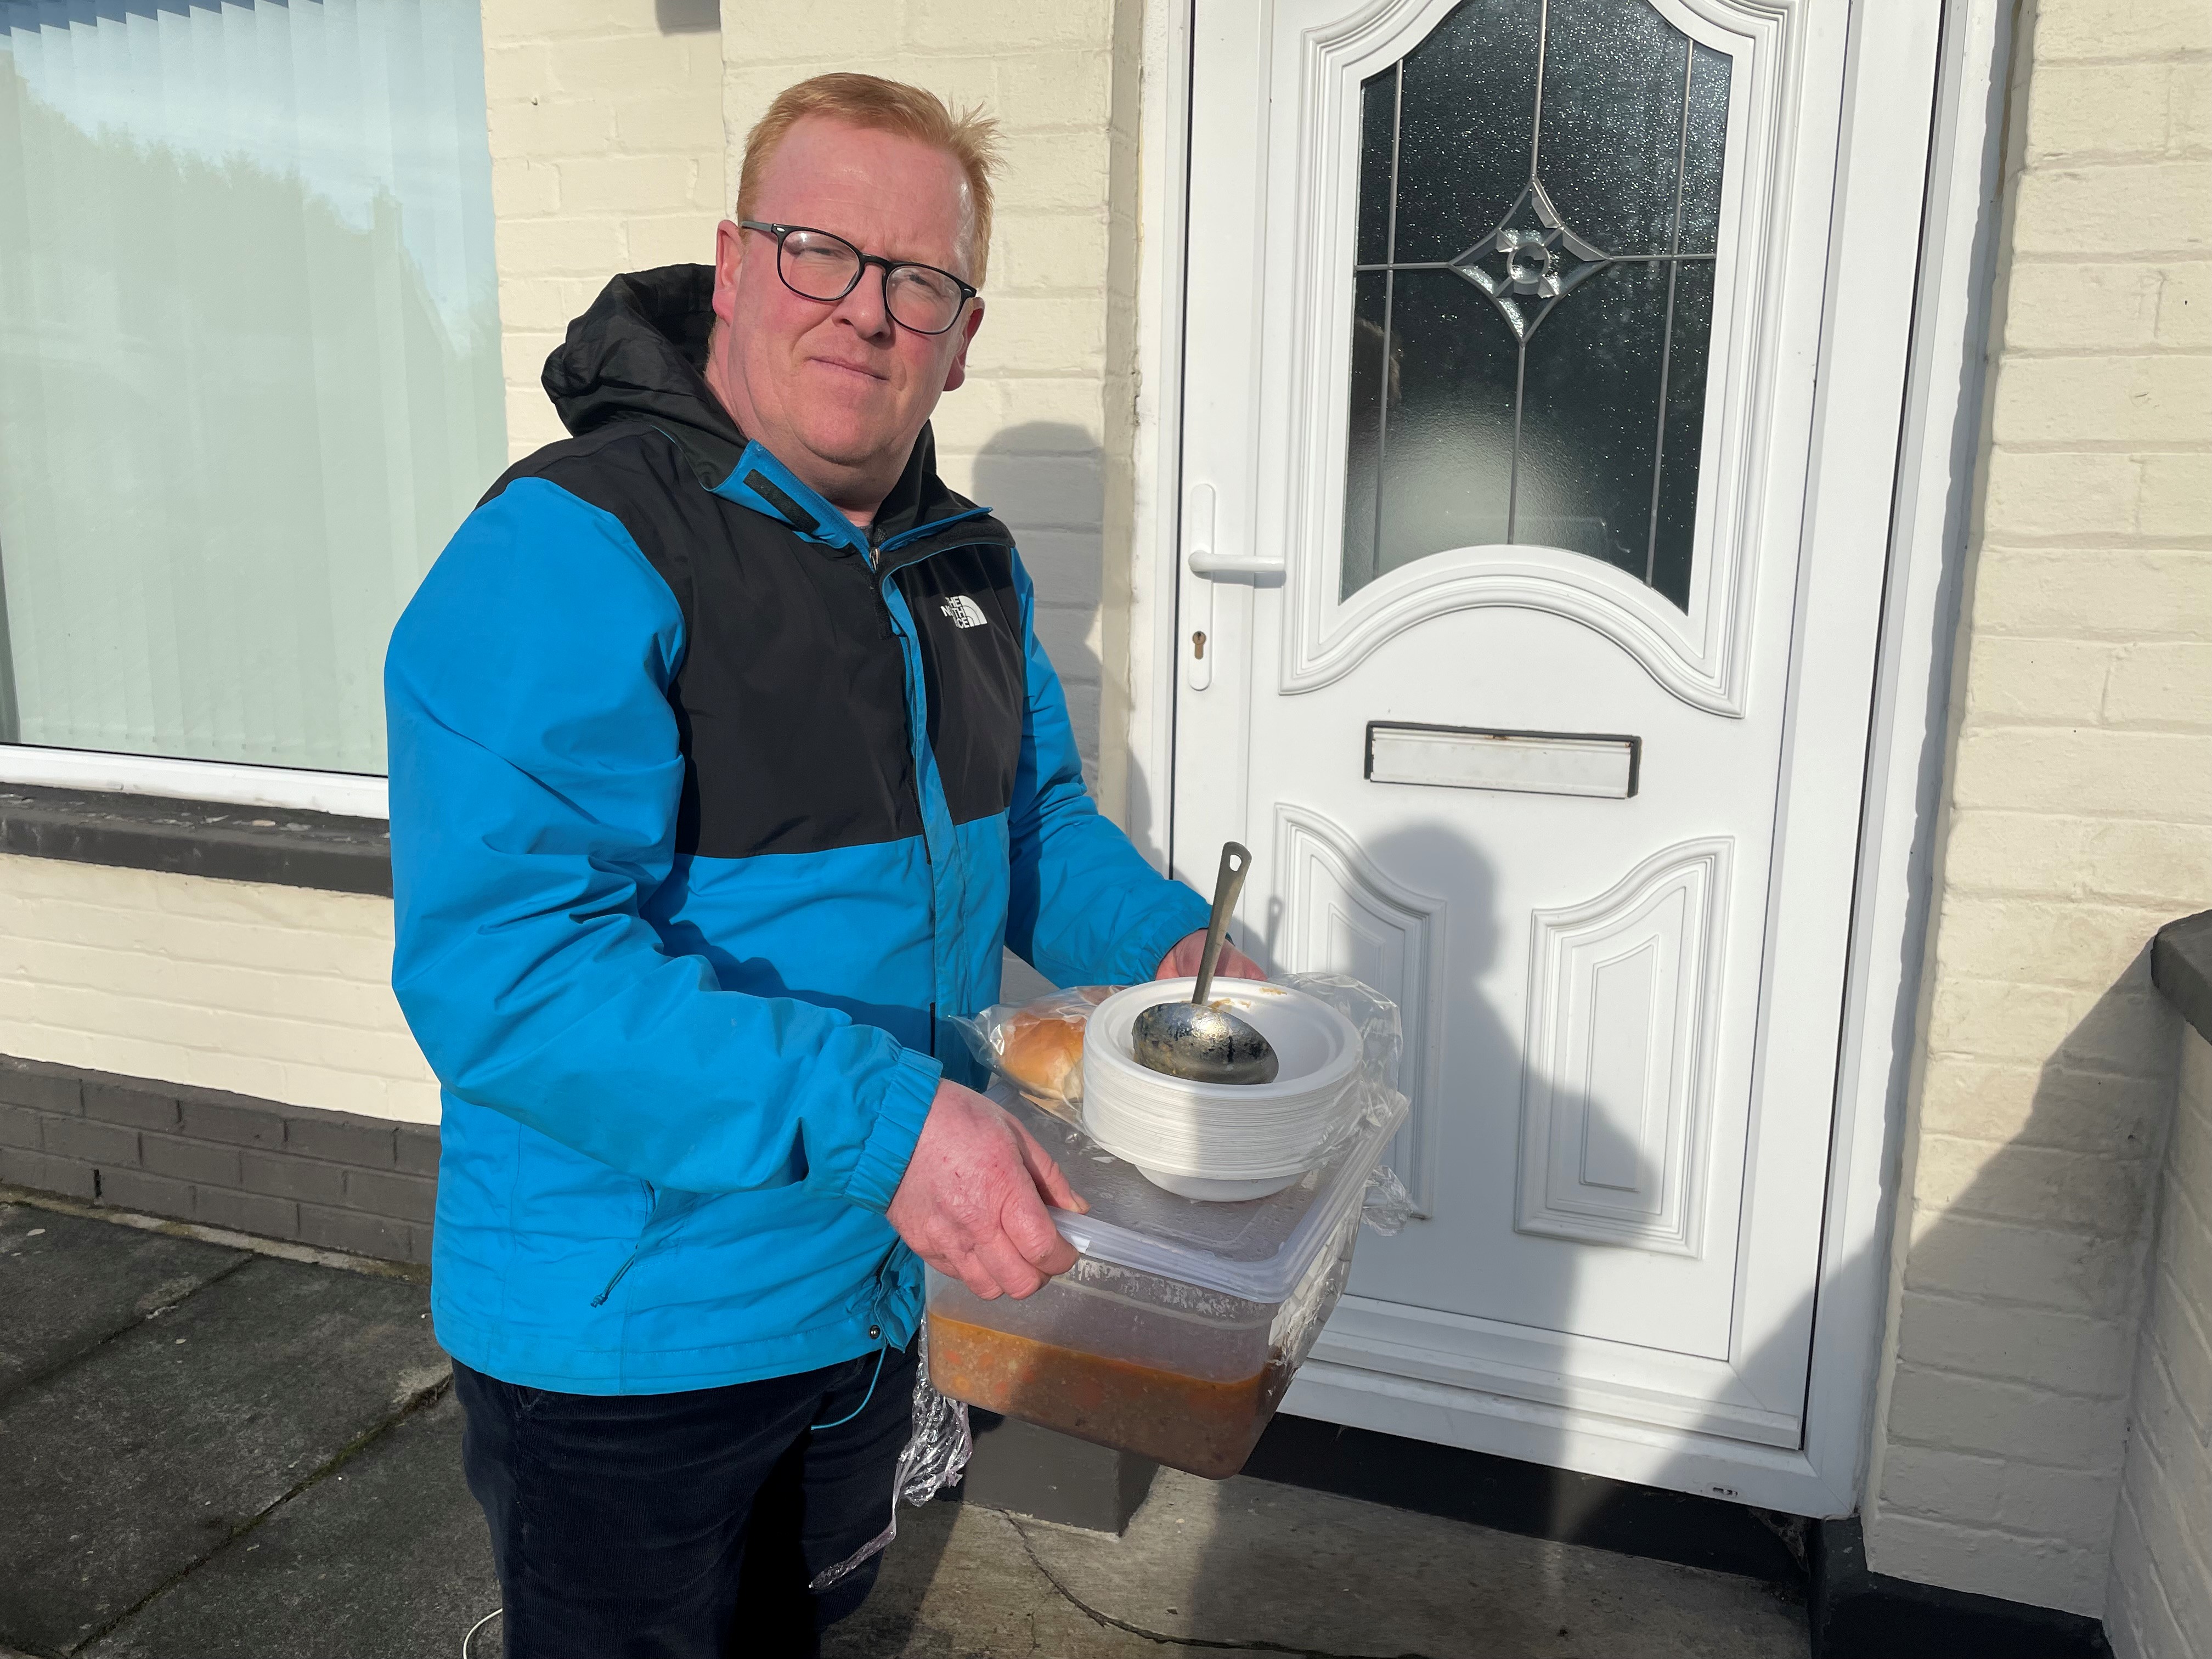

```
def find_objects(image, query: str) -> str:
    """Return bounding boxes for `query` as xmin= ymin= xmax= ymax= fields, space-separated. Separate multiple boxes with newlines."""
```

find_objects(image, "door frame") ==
xmin=1110 ymin=0 xmax=2014 ymax=1517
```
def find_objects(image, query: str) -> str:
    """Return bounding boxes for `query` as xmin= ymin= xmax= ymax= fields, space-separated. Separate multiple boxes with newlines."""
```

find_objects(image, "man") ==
xmin=385 ymin=73 xmax=1257 ymax=1657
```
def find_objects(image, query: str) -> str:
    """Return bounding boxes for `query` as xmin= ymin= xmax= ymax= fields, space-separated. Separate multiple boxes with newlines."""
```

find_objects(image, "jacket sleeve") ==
xmin=1003 ymin=555 xmax=1211 ymax=988
xmin=383 ymin=478 xmax=938 ymax=1210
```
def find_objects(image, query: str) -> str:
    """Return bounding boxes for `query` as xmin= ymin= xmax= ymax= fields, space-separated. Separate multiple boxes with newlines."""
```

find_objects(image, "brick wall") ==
xmin=2104 ymin=1023 xmax=2212 ymax=1659
xmin=1862 ymin=0 xmax=2211 ymax=1617
xmin=0 ymin=1054 xmax=437 ymax=1265
xmin=0 ymin=856 xmax=437 ymax=1124
xmin=720 ymin=0 xmax=1142 ymax=779
xmin=481 ymin=0 xmax=727 ymax=462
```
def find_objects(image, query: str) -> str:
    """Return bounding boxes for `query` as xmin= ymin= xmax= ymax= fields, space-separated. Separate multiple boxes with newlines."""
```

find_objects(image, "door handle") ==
xmin=1188 ymin=548 xmax=1286 ymax=577
xmin=1184 ymin=483 xmax=1283 ymax=692
xmin=1184 ymin=482 xmax=1284 ymax=578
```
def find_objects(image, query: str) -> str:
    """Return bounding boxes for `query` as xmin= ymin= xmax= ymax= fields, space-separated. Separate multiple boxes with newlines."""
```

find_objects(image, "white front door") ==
xmin=1171 ymin=0 xmax=1933 ymax=1483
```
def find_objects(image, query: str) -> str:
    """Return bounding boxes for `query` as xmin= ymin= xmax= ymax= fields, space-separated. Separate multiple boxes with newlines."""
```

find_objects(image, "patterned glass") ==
xmin=1341 ymin=0 xmax=1731 ymax=610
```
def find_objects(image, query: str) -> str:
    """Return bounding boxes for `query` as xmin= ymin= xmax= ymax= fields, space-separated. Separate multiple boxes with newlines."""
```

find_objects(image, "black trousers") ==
xmin=454 ymin=1342 xmax=917 ymax=1659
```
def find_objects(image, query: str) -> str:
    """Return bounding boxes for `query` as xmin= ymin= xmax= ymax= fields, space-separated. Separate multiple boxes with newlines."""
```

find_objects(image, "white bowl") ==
xmin=1127 ymin=1164 xmax=1304 ymax=1203
xmin=1081 ymin=979 xmax=1365 ymax=1186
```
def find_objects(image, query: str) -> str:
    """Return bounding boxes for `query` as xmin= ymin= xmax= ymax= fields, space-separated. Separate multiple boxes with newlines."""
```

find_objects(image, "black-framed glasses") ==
xmin=738 ymin=220 xmax=978 ymax=336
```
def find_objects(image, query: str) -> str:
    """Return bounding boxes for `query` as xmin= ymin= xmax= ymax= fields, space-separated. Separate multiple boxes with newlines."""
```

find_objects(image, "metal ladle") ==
xmin=1131 ymin=842 xmax=1280 ymax=1085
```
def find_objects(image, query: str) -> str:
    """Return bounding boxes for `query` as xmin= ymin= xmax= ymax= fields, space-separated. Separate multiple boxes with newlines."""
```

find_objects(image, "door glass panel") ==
xmin=1342 ymin=0 xmax=1731 ymax=610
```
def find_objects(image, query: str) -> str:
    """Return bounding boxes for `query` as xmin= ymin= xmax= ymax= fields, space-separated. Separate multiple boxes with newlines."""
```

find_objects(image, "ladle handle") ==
xmin=1192 ymin=842 xmax=1251 ymax=1006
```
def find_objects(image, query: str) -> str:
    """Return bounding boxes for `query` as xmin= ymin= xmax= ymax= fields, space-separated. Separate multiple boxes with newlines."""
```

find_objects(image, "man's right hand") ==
xmin=887 ymin=1080 xmax=1087 ymax=1301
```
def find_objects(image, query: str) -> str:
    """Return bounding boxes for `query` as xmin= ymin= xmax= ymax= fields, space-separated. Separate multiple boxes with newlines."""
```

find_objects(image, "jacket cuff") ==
xmin=841 ymin=1047 xmax=943 ymax=1214
xmin=1108 ymin=883 xmax=1216 ymax=985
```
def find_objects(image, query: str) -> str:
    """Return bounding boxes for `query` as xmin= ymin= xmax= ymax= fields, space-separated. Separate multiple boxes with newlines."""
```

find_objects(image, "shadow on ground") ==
xmin=834 ymin=1466 xmax=1807 ymax=1659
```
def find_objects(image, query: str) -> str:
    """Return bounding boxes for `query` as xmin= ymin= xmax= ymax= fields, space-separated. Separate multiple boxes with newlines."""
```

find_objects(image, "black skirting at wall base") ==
xmin=0 ymin=1054 xmax=436 ymax=1264
xmin=1808 ymin=1516 xmax=2112 ymax=1659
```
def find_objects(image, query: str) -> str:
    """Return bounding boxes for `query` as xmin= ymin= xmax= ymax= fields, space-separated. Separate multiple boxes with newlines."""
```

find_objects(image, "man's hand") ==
xmin=888 ymin=1080 xmax=1088 ymax=1301
xmin=1156 ymin=930 xmax=1268 ymax=983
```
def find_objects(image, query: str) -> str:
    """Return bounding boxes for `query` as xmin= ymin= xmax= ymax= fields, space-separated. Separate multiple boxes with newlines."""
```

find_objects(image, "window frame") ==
xmin=0 ymin=743 xmax=387 ymax=819
xmin=0 ymin=0 xmax=504 ymax=818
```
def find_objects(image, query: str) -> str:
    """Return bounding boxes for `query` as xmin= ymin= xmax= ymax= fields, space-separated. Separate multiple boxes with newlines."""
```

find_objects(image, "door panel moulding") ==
xmin=1124 ymin=0 xmax=2006 ymax=1516
xmin=1519 ymin=837 xmax=1733 ymax=1257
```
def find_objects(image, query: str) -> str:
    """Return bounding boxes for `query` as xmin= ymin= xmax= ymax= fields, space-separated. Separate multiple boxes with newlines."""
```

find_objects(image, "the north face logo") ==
xmin=940 ymin=596 xmax=988 ymax=629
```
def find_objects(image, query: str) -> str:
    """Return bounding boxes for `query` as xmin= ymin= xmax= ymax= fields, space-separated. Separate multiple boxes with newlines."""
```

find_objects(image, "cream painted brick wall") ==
xmin=0 ymin=856 xmax=438 ymax=1125
xmin=721 ymin=0 xmax=1140 ymax=778
xmin=483 ymin=0 xmax=727 ymax=461
xmin=2106 ymin=1024 xmax=2212 ymax=1659
xmin=1864 ymin=0 xmax=2212 ymax=1617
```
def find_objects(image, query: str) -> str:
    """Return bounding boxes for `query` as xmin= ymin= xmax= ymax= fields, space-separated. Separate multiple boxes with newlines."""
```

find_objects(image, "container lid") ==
xmin=991 ymin=1080 xmax=1406 ymax=1305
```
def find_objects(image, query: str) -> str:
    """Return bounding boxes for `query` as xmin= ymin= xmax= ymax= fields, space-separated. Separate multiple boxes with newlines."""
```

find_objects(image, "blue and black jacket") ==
xmin=385 ymin=266 xmax=1208 ymax=1393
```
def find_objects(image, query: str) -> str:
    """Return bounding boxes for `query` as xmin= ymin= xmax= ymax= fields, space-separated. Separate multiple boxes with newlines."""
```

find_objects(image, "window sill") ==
xmin=0 ymin=785 xmax=390 ymax=897
xmin=2152 ymin=908 xmax=2212 ymax=1049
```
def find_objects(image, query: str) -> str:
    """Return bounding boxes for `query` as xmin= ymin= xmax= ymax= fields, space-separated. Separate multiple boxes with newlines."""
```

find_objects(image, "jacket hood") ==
xmin=539 ymin=265 xmax=968 ymax=544
xmin=542 ymin=264 xmax=746 ymax=487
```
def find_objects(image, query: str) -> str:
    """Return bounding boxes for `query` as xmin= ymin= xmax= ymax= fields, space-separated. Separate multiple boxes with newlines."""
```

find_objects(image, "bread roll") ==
xmin=1000 ymin=1012 xmax=1086 ymax=1099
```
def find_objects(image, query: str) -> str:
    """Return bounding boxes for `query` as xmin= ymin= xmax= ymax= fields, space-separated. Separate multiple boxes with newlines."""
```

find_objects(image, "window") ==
xmin=0 ymin=0 xmax=505 ymax=778
xmin=1341 ymin=0 xmax=1731 ymax=610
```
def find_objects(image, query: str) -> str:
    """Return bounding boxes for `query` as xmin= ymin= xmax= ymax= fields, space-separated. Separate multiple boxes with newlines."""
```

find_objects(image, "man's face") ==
xmin=707 ymin=117 xmax=983 ymax=517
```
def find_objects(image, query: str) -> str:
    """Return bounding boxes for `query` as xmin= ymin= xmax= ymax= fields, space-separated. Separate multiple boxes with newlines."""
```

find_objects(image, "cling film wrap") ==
xmin=1267 ymin=1206 xmax=1362 ymax=1379
xmin=896 ymin=1321 xmax=973 ymax=1508
xmin=1278 ymin=969 xmax=1407 ymax=1183
xmin=805 ymin=1322 xmax=971 ymax=1593
xmin=947 ymin=985 xmax=1114 ymax=1125
xmin=1282 ymin=970 xmax=1417 ymax=1236
xmin=953 ymin=970 xmax=1413 ymax=1235
xmin=1359 ymin=1162 xmax=1417 ymax=1236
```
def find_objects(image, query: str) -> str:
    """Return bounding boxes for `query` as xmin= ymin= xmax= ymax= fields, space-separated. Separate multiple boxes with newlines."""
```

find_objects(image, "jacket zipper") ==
xmin=871 ymin=567 xmax=940 ymax=1059
xmin=870 ymin=528 xmax=1006 ymax=1062
xmin=590 ymin=1252 xmax=640 ymax=1308
xmin=590 ymin=1180 xmax=658 ymax=1307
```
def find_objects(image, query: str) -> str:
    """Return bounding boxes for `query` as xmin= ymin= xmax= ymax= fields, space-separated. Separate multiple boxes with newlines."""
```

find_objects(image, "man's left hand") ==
xmin=1156 ymin=930 xmax=1267 ymax=983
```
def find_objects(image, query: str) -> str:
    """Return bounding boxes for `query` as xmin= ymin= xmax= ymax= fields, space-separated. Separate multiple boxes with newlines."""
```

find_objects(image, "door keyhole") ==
xmin=1192 ymin=630 xmax=1207 ymax=659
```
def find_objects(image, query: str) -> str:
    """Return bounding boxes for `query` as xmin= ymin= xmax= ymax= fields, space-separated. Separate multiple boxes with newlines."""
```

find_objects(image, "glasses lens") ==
xmin=778 ymin=230 xmax=862 ymax=301
xmin=884 ymin=265 xmax=965 ymax=335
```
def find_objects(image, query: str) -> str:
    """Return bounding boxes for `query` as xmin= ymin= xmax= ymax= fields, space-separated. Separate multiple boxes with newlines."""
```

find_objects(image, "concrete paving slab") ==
xmin=83 ymin=1392 xmax=498 ymax=1659
xmin=0 ymin=1256 xmax=444 ymax=1656
xmin=833 ymin=1473 xmax=1808 ymax=1659
xmin=827 ymin=1497 xmax=1163 ymax=1659
xmin=0 ymin=1201 xmax=244 ymax=1399
xmin=1038 ymin=1472 xmax=1807 ymax=1658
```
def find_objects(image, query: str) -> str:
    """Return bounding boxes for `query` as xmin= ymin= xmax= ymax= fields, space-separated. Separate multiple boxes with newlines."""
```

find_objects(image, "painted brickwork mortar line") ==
xmin=481 ymin=0 xmax=727 ymax=462
xmin=0 ymin=855 xmax=439 ymax=1123
xmin=1865 ymin=0 xmax=2211 ymax=1624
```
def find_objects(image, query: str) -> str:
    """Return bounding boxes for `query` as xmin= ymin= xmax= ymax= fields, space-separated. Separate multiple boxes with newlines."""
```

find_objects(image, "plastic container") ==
xmin=927 ymin=1080 xmax=1406 ymax=1480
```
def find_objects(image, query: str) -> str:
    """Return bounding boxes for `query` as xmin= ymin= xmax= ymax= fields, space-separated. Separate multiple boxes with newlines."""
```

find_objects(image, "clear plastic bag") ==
xmin=897 ymin=1323 xmax=972 ymax=1507
xmin=805 ymin=1323 xmax=972 ymax=1593
xmin=950 ymin=985 xmax=1117 ymax=1125
xmin=1270 ymin=969 xmax=1410 ymax=1182
xmin=1360 ymin=1162 xmax=1417 ymax=1235
xmin=956 ymin=972 xmax=1413 ymax=1204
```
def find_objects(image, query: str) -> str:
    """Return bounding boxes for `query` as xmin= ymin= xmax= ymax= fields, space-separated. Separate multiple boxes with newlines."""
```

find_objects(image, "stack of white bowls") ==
xmin=1083 ymin=978 xmax=1366 ymax=1200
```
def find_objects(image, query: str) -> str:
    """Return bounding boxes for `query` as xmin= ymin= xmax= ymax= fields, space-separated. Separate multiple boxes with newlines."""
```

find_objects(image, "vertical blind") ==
xmin=0 ymin=0 xmax=505 ymax=774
